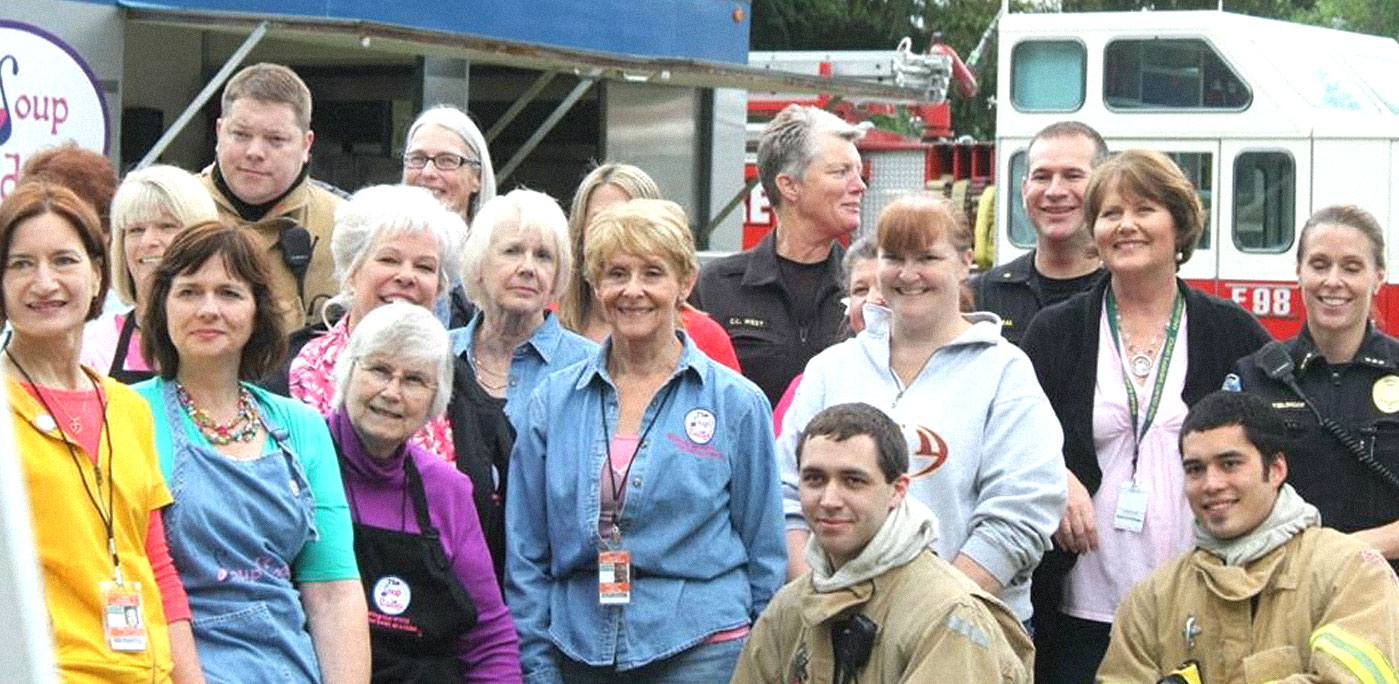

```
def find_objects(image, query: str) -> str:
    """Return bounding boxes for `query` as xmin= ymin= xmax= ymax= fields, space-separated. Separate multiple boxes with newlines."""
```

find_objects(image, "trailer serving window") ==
xmin=1104 ymin=39 xmax=1250 ymax=110
xmin=1011 ymin=40 xmax=1085 ymax=112
xmin=1233 ymin=151 xmax=1295 ymax=253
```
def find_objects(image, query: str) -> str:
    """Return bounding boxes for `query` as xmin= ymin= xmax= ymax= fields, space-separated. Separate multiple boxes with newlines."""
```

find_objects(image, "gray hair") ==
xmin=840 ymin=234 xmax=878 ymax=287
xmin=328 ymin=184 xmax=466 ymax=319
xmin=405 ymin=105 xmax=497 ymax=220
xmin=109 ymin=165 xmax=219 ymax=304
xmin=757 ymin=104 xmax=862 ymax=210
xmin=462 ymin=188 xmax=572 ymax=308
xmin=332 ymin=301 xmax=454 ymax=419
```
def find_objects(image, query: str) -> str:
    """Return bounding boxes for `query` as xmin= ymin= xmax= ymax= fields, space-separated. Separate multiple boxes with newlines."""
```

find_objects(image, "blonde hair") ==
xmin=461 ymin=189 xmax=572 ymax=308
xmin=108 ymin=165 xmax=219 ymax=305
xmin=560 ymin=163 xmax=661 ymax=332
xmin=584 ymin=199 xmax=697 ymax=288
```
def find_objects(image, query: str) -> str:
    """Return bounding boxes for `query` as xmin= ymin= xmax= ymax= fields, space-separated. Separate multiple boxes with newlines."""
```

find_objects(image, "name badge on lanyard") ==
xmin=598 ymin=549 xmax=632 ymax=605
xmin=101 ymin=580 xmax=148 ymax=652
xmin=1113 ymin=480 xmax=1149 ymax=533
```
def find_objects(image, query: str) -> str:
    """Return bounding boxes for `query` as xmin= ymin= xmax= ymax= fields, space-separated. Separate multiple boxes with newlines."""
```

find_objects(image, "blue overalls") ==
xmin=159 ymin=382 xmax=323 ymax=683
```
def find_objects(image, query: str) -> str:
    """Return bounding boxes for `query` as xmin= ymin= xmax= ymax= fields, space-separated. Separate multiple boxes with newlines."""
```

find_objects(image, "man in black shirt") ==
xmin=692 ymin=105 xmax=865 ymax=406
xmin=972 ymin=121 xmax=1107 ymax=345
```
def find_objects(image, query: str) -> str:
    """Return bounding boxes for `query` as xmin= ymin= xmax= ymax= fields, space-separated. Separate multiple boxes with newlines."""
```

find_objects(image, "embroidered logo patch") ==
xmin=685 ymin=408 xmax=716 ymax=444
xmin=373 ymin=576 xmax=412 ymax=615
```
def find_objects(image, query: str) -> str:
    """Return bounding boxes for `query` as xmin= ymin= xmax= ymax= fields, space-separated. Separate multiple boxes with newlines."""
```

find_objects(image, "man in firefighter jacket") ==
xmin=731 ymin=403 xmax=1033 ymax=684
xmin=1097 ymin=391 xmax=1399 ymax=684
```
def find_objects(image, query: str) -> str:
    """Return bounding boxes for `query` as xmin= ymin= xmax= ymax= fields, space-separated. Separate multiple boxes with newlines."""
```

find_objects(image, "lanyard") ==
xmin=599 ymin=380 xmax=676 ymax=545
xmin=6 ymin=349 xmax=120 ymax=580
xmin=1105 ymin=287 xmax=1184 ymax=476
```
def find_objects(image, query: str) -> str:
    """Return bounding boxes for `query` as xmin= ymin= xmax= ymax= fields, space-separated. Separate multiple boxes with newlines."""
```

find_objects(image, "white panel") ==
xmin=603 ymin=82 xmax=700 ymax=221
xmin=861 ymin=149 xmax=925 ymax=239
xmin=706 ymin=87 xmax=747 ymax=251
xmin=1311 ymin=140 xmax=1390 ymax=220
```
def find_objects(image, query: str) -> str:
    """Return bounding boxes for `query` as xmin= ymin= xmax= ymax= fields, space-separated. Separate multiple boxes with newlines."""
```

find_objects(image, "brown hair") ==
xmin=1299 ymin=204 xmax=1385 ymax=271
xmin=141 ymin=221 xmax=286 ymax=380
xmin=875 ymin=192 xmax=972 ymax=256
xmin=0 ymin=181 xmax=110 ymax=325
xmin=221 ymin=63 xmax=313 ymax=131
xmin=20 ymin=143 xmax=118 ymax=237
xmin=1083 ymin=150 xmax=1205 ymax=267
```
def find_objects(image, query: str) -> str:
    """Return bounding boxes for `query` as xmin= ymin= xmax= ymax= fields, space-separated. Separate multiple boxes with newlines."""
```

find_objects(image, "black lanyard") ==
xmin=1105 ymin=288 xmax=1184 ymax=476
xmin=6 ymin=348 xmax=119 ymax=579
xmin=599 ymin=380 xmax=676 ymax=544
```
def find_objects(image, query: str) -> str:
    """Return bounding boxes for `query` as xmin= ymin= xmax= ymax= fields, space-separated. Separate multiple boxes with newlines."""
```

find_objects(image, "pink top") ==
xmin=597 ymin=434 xmax=640 ymax=539
xmin=1061 ymin=307 xmax=1194 ymax=623
xmin=289 ymin=318 xmax=455 ymax=463
xmin=80 ymin=311 xmax=150 ymax=375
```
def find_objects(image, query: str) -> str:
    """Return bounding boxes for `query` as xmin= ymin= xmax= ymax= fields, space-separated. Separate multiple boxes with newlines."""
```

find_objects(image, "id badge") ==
xmin=101 ymin=581 xmax=147 ymax=653
xmin=1113 ymin=481 xmax=1148 ymax=533
xmin=598 ymin=549 xmax=632 ymax=605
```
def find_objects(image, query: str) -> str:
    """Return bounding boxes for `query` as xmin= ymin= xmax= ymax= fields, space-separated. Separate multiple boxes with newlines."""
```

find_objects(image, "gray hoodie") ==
xmin=778 ymin=307 xmax=1067 ymax=620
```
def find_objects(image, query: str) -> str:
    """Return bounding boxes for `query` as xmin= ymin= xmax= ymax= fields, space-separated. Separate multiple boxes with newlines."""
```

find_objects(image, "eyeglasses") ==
xmin=355 ymin=360 xmax=437 ymax=398
xmin=402 ymin=152 xmax=481 ymax=171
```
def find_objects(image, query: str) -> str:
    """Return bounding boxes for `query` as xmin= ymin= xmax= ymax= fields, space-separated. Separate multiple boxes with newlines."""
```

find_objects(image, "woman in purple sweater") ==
xmin=326 ymin=301 xmax=522 ymax=683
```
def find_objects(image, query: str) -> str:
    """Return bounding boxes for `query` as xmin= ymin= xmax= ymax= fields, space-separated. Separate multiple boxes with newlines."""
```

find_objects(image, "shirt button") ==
xmin=632 ymin=478 xmax=642 ymax=488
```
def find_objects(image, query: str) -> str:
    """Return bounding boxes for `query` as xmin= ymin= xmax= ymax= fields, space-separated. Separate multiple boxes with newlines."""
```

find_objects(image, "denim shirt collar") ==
xmin=450 ymin=310 xmax=566 ymax=363
xmin=576 ymin=329 xmax=708 ymax=391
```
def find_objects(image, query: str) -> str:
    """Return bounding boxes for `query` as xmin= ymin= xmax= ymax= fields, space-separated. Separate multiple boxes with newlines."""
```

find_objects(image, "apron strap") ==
xmin=401 ymin=456 xmax=440 ymax=539
xmin=111 ymin=311 xmax=140 ymax=376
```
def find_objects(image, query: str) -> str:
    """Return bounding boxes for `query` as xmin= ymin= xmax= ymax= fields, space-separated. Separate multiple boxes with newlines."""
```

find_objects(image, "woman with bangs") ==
xmin=1020 ymin=150 xmax=1268 ymax=682
xmin=775 ymin=193 xmax=1066 ymax=627
xmin=506 ymin=199 xmax=783 ymax=683
xmin=82 ymin=165 xmax=218 ymax=383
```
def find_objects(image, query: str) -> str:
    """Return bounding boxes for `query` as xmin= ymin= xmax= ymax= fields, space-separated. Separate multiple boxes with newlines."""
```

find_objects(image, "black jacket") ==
xmin=971 ymin=251 xmax=1104 ymax=346
xmin=690 ymin=231 xmax=846 ymax=407
xmin=1019 ymin=276 xmax=1270 ymax=617
xmin=1232 ymin=325 xmax=1399 ymax=565
xmin=446 ymin=354 xmax=516 ymax=587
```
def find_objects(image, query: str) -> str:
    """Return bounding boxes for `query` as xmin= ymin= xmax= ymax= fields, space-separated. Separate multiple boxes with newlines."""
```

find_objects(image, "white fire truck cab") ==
xmin=996 ymin=9 xmax=1399 ymax=337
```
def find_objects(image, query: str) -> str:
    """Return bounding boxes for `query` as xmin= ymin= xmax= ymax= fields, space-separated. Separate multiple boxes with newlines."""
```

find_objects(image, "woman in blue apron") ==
xmin=132 ymin=223 xmax=368 ymax=683
xmin=329 ymin=301 xmax=522 ymax=683
xmin=81 ymin=165 xmax=217 ymax=383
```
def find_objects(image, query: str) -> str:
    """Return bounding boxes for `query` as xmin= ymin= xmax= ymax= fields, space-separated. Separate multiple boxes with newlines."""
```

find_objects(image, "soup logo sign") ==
xmin=0 ymin=20 xmax=110 ymax=200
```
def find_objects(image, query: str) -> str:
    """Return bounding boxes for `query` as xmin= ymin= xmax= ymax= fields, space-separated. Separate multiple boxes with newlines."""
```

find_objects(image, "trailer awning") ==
xmin=121 ymin=4 xmax=934 ymax=102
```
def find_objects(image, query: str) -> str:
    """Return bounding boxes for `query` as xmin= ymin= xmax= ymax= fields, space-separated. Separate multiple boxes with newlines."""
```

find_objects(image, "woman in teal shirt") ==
xmin=133 ymin=222 xmax=367 ymax=684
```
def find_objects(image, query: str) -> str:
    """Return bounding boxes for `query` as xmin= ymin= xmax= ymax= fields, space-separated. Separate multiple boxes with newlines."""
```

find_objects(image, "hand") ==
xmin=1053 ymin=471 xmax=1098 ymax=553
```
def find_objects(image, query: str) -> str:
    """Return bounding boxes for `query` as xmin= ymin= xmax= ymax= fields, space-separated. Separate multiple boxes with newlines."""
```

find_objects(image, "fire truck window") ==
xmin=1166 ymin=152 xmax=1214 ymax=250
xmin=1007 ymin=150 xmax=1035 ymax=248
xmin=1011 ymin=41 xmax=1085 ymax=112
xmin=1233 ymin=152 xmax=1295 ymax=253
xmin=1104 ymin=39 xmax=1250 ymax=110
xmin=1345 ymin=54 xmax=1399 ymax=115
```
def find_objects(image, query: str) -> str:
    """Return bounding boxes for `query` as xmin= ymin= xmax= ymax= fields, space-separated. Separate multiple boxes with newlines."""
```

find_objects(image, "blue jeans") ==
xmin=557 ymin=637 xmax=746 ymax=684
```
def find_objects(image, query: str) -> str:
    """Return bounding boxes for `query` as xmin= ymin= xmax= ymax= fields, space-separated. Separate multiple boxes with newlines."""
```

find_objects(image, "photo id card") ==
xmin=101 ymin=581 xmax=147 ymax=653
xmin=598 ymin=549 xmax=632 ymax=605
xmin=1113 ymin=481 xmax=1148 ymax=533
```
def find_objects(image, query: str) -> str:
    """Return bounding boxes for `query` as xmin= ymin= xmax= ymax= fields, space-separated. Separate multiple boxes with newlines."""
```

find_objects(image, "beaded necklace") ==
xmin=176 ymin=383 xmax=259 ymax=445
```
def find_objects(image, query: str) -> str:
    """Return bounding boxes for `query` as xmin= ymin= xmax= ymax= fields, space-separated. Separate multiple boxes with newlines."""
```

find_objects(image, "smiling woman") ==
xmin=0 ymin=181 xmax=203 ymax=684
xmin=133 ymin=223 xmax=369 ymax=684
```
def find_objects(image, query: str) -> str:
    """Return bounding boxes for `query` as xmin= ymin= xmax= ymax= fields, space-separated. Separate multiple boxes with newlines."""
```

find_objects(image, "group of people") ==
xmin=3 ymin=57 xmax=1398 ymax=684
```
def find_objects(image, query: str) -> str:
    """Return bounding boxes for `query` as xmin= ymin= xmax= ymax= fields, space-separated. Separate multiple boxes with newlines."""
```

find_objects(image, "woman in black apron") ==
xmin=328 ymin=301 xmax=522 ymax=683
xmin=81 ymin=165 xmax=218 ymax=382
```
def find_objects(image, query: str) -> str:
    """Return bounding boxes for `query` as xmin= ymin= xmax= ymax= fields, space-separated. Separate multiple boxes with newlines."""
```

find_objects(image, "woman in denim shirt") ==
xmin=505 ymin=199 xmax=786 ymax=684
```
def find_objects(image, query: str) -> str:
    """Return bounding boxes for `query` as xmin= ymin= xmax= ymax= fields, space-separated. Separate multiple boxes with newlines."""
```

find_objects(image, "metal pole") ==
xmin=486 ymin=71 xmax=556 ymax=144
xmin=698 ymin=175 xmax=759 ymax=249
xmin=496 ymin=74 xmax=596 ymax=183
xmin=135 ymin=21 xmax=270 ymax=170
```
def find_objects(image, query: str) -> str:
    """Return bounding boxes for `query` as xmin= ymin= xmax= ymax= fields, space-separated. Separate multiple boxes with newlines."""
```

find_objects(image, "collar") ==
xmin=575 ymin=329 xmax=706 ymax=391
xmin=451 ymin=310 xmax=563 ymax=363
xmin=1294 ymin=323 xmax=1397 ymax=373
xmin=858 ymin=308 xmax=1004 ymax=366
xmin=989 ymin=251 xmax=1036 ymax=285
xmin=740 ymin=230 xmax=845 ymax=288
xmin=329 ymin=407 xmax=408 ymax=485
xmin=210 ymin=162 xmax=310 ymax=222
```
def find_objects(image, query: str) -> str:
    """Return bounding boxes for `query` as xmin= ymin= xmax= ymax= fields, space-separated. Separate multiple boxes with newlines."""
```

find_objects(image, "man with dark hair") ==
xmin=201 ymin=62 xmax=341 ymax=331
xmin=973 ymin=120 xmax=1107 ymax=346
xmin=732 ymin=402 xmax=1032 ymax=684
xmin=1097 ymin=391 xmax=1399 ymax=684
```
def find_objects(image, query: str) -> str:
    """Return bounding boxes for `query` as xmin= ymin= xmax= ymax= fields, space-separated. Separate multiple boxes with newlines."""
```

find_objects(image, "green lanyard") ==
xmin=1105 ymin=287 xmax=1185 ymax=475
